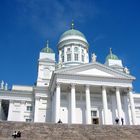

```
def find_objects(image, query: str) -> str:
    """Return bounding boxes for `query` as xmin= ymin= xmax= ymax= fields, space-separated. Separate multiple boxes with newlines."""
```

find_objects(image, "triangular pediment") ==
xmin=55 ymin=62 xmax=135 ymax=80
xmin=77 ymin=68 xmax=114 ymax=77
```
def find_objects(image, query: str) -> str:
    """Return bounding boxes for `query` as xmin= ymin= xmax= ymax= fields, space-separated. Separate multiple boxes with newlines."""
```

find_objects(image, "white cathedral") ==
xmin=0 ymin=22 xmax=140 ymax=125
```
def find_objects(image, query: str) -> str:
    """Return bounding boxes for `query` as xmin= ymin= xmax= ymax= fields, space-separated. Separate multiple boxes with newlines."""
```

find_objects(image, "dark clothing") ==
xmin=121 ymin=118 xmax=124 ymax=125
xmin=12 ymin=131 xmax=17 ymax=138
xmin=12 ymin=131 xmax=21 ymax=138
xmin=115 ymin=118 xmax=119 ymax=124
xmin=57 ymin=119 xmax=62 ymax=123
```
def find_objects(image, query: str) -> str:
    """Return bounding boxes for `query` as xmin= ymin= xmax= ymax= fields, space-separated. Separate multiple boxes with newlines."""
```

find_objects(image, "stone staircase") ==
xmin=0 ymin=121 xmax=140 ymax=140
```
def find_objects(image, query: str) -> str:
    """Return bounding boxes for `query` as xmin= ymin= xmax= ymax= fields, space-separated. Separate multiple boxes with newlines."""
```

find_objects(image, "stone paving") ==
xmin=0 ymin=121 xmax=140 ymax=140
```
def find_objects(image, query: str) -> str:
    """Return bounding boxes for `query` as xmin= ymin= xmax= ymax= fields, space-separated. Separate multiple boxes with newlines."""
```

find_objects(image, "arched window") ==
xmin=74 ymin=47 xmax=78 ymax=52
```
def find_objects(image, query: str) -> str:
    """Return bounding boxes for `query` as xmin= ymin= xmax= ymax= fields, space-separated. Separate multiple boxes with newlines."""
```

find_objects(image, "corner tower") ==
xmin=105 ymin=48 xmax=124 ymax=71
xmin=57 ymin=21 xmax=89 ymax=68
xmin=37 ymin=41 xmax=55 ymax=87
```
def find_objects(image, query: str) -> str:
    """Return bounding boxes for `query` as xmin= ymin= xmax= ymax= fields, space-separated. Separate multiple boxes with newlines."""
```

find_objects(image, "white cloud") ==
xmin=16 ymin=0 xmax=99 ymax=38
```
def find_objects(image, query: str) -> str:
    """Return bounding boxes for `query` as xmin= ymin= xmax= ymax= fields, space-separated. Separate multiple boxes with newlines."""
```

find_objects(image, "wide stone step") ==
xmin=0 ymin=121 xmax=140 ymax=140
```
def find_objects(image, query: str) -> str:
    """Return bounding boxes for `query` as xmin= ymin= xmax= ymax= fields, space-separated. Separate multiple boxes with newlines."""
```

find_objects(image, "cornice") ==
xmin=54 ymin=62 xmax=135 ymax=80
xmin=58 ymin=39 xmax=89 ymax=49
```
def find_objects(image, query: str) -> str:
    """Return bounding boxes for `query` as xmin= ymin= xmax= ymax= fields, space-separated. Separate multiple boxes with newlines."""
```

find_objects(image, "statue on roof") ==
xmin=1 ymin=80 xmax=4 ymax=89
xmin=124 ymin=67 xmax=130 ymax=74
xmin=5 ymin=83 xmax=8 ymax=90
xmin=92 ymin=53 xmax=97 ymax=62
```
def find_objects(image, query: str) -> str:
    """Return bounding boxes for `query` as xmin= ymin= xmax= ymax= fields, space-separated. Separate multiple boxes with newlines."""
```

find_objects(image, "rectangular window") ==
xmin=26 ymin=119 xmax=32 ymax=122
xmin=135 ymin=107 xmax=140 ymax=110
xmin=62 ymin=55 xmax=64 ymax=62
xmin=67 ymin=54 xmax=71 ymax=61
xmin=91 ymin=111 xmax=97 ymax=117
xmin=62 ymin=49 xmax=64 ymax=54
xmin=74 ymin=54 xmax=78 ymax=61
xmin=26 ymin=106 xmax=32 ymax=111
xmin=82 ymin=55 xmax=84 ymax=62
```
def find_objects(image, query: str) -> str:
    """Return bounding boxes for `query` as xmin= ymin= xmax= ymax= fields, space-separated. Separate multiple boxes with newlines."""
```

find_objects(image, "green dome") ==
xmin=106 ymin=48 xmax=119 ymax=61
xmin=60 ymin=29 xmax=86 ymax=40
xmin=41 ymin=41 xmax=54 ymax=53
xmin=106 ymin=54 xmax=119 ymax=61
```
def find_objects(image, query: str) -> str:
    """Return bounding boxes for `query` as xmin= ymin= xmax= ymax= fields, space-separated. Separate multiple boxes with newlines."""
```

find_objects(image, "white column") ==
xmin=123 ymin=93 xmax=130 ymax=125
xmin=116 ymin=87 xmax=122 ymax=125
xmin=51 ymin=95 xmax=54 ymax=122
xmin=0 ymin=100 xmax=2 ymax=120
xmin=54 ymin=83 xmax=61 ymax=123
xmin=129 ymin=89 xmax=136 ymax=125
xmin=72 ymin=45 xmax=74 ymax=61
xmin=7 ymin=100 xmax=14 ymax=121
xmin=85 ymin=85 xmax=91 ymax=124
xmin=102 ymin=86 xmax=108 ymax=124
xmin=111 ymin=95 xmax=116 ymax=124
xmin=70 ymin=84 xmax=76 ymax=123
xmin=34 ymin=97 xmax=40 ymax=122
xmin=64 ymin=47 xmax=67 ymax=62
xmin=20 ymin=101 xmax=25 ymax=121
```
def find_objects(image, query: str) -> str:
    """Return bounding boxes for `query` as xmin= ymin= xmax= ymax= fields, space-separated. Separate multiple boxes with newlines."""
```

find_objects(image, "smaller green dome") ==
xmin=41 ymin=41 xmax=54 ymax=53
xmin=106 ymin=48 xmax=119 ymax=61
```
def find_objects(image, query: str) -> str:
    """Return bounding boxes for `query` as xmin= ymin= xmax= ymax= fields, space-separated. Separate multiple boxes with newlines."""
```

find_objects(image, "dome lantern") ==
xmin=41 ymin=40 xmax=54 ymax=53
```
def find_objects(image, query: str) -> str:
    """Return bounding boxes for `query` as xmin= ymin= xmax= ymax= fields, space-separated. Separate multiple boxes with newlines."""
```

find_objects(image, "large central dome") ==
xmin=60 ymin=29 xmax=86 ymax=40
xmin=57 ymin=22 xmax=89 ymax=68
xmin=58 ymin=22 xmax=88 ymax=46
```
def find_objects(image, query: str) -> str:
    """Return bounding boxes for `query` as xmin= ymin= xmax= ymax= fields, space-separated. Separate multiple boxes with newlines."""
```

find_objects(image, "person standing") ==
xmin=121 ymin=118 xmax=124 ymax=125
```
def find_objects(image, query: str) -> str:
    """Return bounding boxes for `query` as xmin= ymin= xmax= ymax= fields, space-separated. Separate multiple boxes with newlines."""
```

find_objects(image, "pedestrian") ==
xmin=121 ymin=117 xmax=124 ymax=125
xmin=115 ymin=117 xmax=119 ymax=124
xmin=57 ymin=119 xmax=62 ymax=123
xmin=12 ymin=131 xmax=17 ymax=138
xmin=17 ymin=131 xmax=21 ymax=137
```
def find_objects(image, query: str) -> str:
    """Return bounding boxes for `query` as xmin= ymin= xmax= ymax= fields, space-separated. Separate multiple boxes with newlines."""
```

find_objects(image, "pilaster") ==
xmin=129 ymin=88 xmax=136 ymax=125
xmin=34 ymin=97 xmax=40 ymax=122
xmin=54 ymin=83 xmax=61 ymax=123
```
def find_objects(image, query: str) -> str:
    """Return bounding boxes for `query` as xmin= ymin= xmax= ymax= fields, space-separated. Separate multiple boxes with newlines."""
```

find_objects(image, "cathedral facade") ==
xmin=0 ymin=23 xmax=140 ymax=125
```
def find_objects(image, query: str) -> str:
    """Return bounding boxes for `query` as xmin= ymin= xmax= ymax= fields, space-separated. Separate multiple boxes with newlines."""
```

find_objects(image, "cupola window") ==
xmin=67 ymin=48 xmax=71 ymax=52
xmin=74 ymin=53 xmax=79 ymax=61
xmin=82 ymin=54 xmax=84 ymax=62
xmin=62 ymin=56 xmax=64 ymax=62
xmin=62 ymin=49 xmax=64 ymax=55
xmin=67 ymin=54 xmax=71 ymax=61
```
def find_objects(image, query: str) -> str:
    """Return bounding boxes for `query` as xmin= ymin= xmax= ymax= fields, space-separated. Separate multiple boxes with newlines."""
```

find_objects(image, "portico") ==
xmin=51 ymin=80 xmax=135 ymax=125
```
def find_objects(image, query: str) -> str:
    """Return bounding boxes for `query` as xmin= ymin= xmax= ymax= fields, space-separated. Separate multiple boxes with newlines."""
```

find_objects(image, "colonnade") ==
xmin=53 ymin=83 xmax=136 ymax=125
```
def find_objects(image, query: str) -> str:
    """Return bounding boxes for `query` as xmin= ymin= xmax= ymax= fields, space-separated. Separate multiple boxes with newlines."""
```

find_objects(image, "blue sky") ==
xmin=0 ymin=0 xmax=140 ymax=92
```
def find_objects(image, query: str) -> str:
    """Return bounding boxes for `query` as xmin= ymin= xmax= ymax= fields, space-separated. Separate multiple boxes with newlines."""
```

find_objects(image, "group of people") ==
xmin=57 ymin=118 xmax=124 ymax=125
xmin=115 ymin=117 xmax=124 ymax=125
xmin=12 ymin=131 xmax=21 ymax=139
